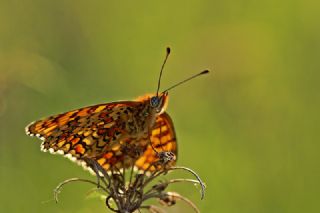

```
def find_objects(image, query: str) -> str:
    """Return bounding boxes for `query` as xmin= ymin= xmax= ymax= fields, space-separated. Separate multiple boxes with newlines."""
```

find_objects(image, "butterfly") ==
xmin=25 ymin=47 xmax=209 ymax=173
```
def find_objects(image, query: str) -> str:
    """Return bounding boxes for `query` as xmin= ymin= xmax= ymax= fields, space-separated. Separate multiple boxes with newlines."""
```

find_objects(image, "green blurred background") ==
xmin=1 ymin=0 xmax=319 ymax=212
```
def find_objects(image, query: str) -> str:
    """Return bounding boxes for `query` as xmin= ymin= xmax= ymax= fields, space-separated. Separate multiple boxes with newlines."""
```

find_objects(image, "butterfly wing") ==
xmin=26 ymin=101 xmax=139 ymax=162
xmin=135 ymin=112 xmax=177 ymax=171
xmin=26 ymin=103 xmax=177 ymax=172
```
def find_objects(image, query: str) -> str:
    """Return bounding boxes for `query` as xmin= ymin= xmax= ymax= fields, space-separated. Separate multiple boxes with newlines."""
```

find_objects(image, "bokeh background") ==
xmin=1 ymin=0 xmax=319 ymax=212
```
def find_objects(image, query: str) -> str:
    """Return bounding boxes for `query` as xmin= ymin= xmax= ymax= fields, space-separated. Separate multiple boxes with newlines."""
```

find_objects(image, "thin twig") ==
xmin=53 ymin=160 xmax=205 ymax=213
xmin=54 ymin=178 xmax=107 ymax=203
xmin=144 ymin=178 xmax=203 ymax=197
xmin=168 ymin=166 xmax=206 ymax=200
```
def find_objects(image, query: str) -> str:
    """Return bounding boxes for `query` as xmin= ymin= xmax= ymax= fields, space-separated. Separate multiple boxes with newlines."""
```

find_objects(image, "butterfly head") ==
xmin=149 ymin=91 xmax=169 ymax=114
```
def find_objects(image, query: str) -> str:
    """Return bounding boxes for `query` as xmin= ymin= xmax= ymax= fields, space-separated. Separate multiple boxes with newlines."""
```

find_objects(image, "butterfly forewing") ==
xmin=26 ymin=101 xmax=139 ymax=159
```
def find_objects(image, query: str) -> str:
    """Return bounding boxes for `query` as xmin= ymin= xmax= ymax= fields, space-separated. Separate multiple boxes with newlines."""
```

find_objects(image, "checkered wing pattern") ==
xmin=25 ymin=102 xmax=137 ymax=163
xmin=135 ymin=112 xmax=177 ymax=171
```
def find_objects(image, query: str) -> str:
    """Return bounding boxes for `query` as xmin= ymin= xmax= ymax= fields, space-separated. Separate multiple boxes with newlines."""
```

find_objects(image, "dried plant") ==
xmin=54 ymin=152 xmax=206 ymax=213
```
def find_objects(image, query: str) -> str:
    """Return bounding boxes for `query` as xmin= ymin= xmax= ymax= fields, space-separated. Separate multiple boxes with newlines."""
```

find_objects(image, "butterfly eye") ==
xmin=144 ymin=112 xmax=149 ymax=117
xmin=150 ymin=96 xmax=160 ymax=108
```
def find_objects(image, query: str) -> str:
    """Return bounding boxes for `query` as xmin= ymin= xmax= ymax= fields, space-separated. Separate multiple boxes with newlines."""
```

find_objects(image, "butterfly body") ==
xmin=26 ymin=93 xmax=176 ymax=171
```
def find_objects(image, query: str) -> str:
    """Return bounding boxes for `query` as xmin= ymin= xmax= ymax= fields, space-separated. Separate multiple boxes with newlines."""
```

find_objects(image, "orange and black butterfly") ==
xmin=25 ymin=47 xmax=209 ymax=173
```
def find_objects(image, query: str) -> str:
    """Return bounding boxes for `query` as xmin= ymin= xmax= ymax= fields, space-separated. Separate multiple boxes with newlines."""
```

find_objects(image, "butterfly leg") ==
xmin=157 ymin=151 xmax=176 ymax=165
xmin=155 ymin=123 xmax=176 ymax=166
xmin=149 ymin=143 xmax=159 ymax=156
xmin=146 ymin=130 xmax=159 ymax=156
xmin=149 ymin=128 xmax=176 ymax=167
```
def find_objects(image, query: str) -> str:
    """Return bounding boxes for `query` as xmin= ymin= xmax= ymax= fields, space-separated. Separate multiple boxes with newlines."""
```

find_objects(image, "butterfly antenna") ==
xmin=156 ymin=47 xmax=171 ymax=97
xmin=163 ymin=70 xmax=209 ymax=93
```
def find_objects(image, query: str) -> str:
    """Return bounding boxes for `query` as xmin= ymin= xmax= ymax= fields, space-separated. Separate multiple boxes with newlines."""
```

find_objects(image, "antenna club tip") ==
xmin=166 ymin=47 xmax=171 ymax=54
xmin=201 ymin=70 xmax=210 ymax=75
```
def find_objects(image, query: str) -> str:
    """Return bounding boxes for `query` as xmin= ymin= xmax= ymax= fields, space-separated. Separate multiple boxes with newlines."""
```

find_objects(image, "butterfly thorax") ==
xmin=123 ymin=101 xmax=159 ymax=139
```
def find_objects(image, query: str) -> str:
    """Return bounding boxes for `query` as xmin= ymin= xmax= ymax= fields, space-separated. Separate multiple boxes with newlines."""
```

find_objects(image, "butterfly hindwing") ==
xmin=135 ymin=112 xmax=177 ymax=171
xmin=93 ymin=112 xmax=177 ymax=172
